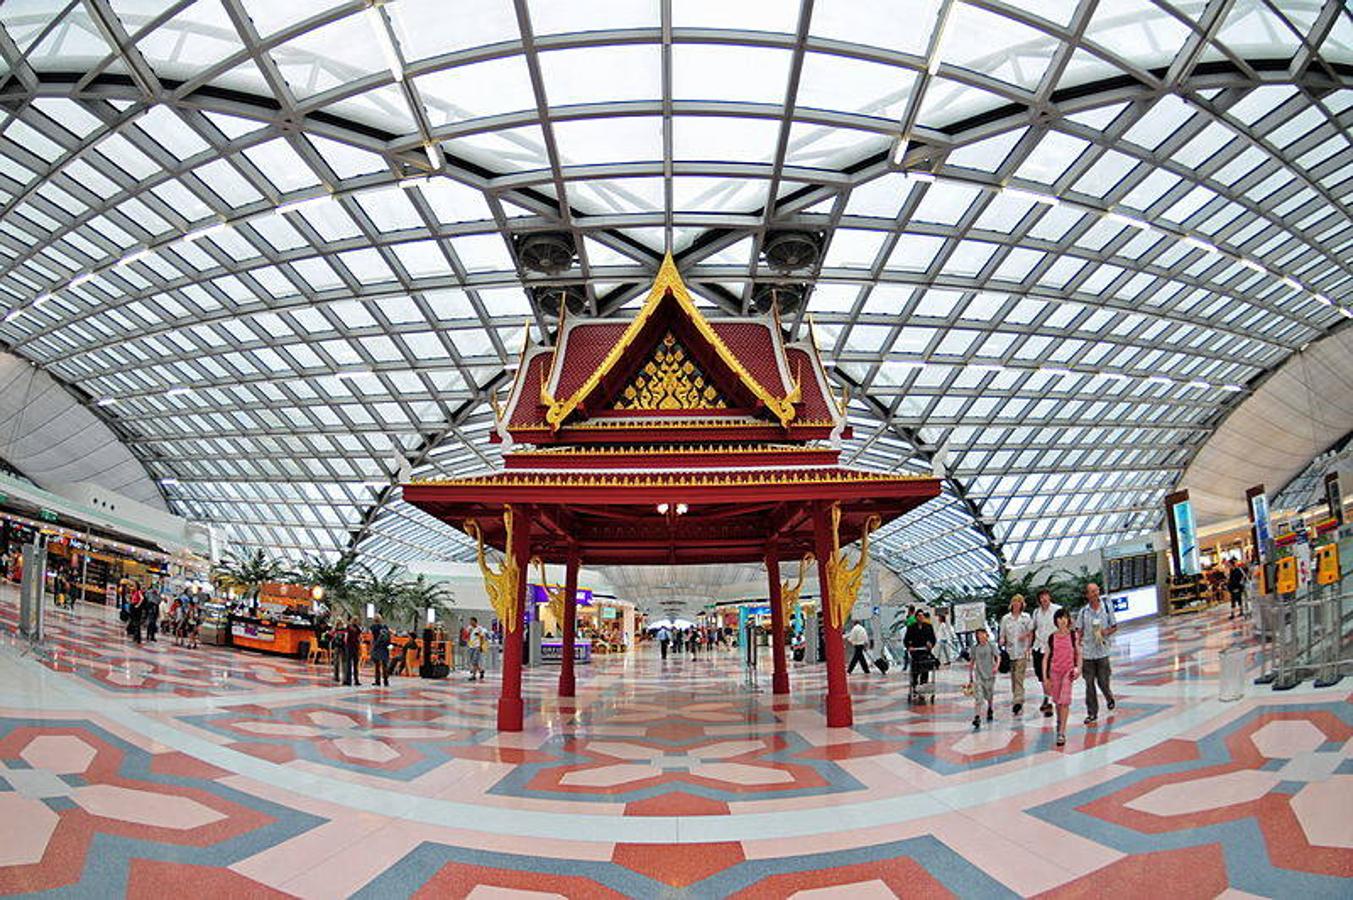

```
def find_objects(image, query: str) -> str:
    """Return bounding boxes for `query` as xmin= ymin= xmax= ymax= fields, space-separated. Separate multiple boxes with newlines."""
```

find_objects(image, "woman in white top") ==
xmin=935 ymin=612 xmax=958 ymax=665
xmin=1030 ymin=588 xmax=1061 ymax=718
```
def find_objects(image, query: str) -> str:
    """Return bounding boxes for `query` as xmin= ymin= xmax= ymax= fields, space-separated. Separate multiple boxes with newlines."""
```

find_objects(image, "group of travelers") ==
xmin=1208 ymin=557 xmax=1250 ymax=618
xmin=121 ymin=581 xmax=203 ymax=648
xmin=323 ymin=616 xmax=407 ymax=687
xmin=654 ymin=624 xmax=729 ymax=660
xmin=969 ymin=584 xmax=1118 ymax=746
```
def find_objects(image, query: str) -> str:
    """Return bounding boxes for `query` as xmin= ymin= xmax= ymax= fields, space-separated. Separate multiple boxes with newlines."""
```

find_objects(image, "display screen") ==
xmin=601 ymin=606 xmax=617 ymax=620
xmin=1170 ymin=498 xmax=1200 ymax=576
xmin=527 ymin=584 xmax=593 ymax=606
xmin=1106 ymin=553 xmax=1156 ymax=592
xmin=1250 ymin=491 xmax=1272 ymax=558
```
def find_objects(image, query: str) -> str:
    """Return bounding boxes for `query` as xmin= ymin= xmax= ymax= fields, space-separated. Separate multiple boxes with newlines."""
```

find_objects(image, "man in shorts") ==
xmin=467 ymin=616 xmax=488 ymax=681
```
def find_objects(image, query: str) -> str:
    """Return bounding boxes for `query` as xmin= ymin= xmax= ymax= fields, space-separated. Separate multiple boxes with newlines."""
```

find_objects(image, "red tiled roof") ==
xmin=710 ymin=321 xmax=789 ymax=399
xmin=786 ymin=346 xmax=835 ymax=423
xmin=553 ymin=322 xmax=627 ymax=400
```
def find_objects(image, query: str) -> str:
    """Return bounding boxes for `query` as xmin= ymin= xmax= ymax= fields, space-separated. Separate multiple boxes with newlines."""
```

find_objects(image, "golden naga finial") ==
xmin=780 ymin=553 xmax=815 ymax=621
xmin=464 ymin=505 xmax=521 ymax=626
xmin=539 ymin=363 xmax=556 ymax=407
xmin=824 ymin=502 xmax=881 ymax=629
xmin=530 ymin=556 xmax=566 ymax=624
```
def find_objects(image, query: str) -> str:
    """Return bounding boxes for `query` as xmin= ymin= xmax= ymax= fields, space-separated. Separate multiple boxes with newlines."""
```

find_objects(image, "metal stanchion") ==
xmin=1253 ymin=593 xmax=1278 ymax=685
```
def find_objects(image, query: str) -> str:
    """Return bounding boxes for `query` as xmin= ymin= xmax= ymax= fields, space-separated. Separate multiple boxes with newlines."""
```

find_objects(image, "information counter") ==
xmin=229 ymin=614 xmax=317 ymax=657
xmin=539 ymin=638 xmax=592 ymax=664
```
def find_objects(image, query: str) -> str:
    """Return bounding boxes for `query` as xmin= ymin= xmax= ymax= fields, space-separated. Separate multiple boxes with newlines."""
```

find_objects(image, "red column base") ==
xmin=497 ymin=697 xmax=524 ymax=732
xmin=826 ymin=691 xmax=853 ymax=728
xmin=558 ymin=673 xmax=576 ymax=697
xmin=772 ymin=671 xmax=790 ymax=695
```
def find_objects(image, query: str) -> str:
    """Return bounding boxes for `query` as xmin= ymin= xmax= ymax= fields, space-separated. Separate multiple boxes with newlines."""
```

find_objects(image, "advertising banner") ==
xmin=953 ymin=601 xmax=986 ymax=634
xmin=1247 ymin=484 xmax=1271 ymax=563
xmin=1164 ymin=490 xmax=1200 ymax=577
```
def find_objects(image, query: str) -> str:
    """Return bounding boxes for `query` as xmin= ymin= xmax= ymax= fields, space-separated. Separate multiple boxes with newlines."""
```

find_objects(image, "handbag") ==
xmin=998 ymin=649 xmax=1011 ymax=674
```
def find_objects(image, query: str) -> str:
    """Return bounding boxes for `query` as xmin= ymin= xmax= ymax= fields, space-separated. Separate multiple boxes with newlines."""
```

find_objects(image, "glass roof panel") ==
xmin=0 ymin=0 xmax=1346 ymax=596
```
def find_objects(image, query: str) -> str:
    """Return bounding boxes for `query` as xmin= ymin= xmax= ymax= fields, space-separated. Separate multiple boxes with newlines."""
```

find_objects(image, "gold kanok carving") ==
xmin=615 ymin=332 xmax=726 ymax=411
xmin=780 ymin=553 xmax=815 ymax=621
xmin=824 ymin=502 xmax=881 ymax=629
xmin=465 ymin=505 xmax=521 ymax=627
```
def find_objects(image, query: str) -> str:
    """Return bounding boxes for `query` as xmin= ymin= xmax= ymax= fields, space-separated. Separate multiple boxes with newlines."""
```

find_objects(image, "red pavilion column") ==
xmin=559 ymin=545 xmax=580 ymax=699
xmin=498 ymin=505 xmax=532 ymax=732
xmin=813 ymin=501 xmax=852 ymax=727
xmin=766 ymin=545 xmax=790 ymax=695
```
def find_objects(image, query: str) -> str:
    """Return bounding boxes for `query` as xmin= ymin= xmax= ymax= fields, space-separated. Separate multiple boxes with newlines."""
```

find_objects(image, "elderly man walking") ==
xmin=1076 ymin=583 xmax=1118 ymax=726
xmin=999 ymin=594 xmax=1035 ymax=716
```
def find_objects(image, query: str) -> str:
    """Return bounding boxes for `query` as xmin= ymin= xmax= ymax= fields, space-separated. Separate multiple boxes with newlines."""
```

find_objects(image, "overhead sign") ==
xmin=953 ymin=601 xmax=986 ymax=633
xmin=1325 ymin=472 xmax=1344 ymax=526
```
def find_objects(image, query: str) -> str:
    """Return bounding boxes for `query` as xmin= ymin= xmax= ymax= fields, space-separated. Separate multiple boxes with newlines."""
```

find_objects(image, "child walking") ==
xmin=968 ymin=628 xmax=997 ymax=728
xmin=1043 ymin=608 xmax=1081 ymax=746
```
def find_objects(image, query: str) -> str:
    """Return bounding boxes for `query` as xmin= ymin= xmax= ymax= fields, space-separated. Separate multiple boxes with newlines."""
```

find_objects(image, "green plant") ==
xmin=399 ymin=575 xmax=456 ymax=629
xmin=1048 ymin=565 xmax=1105 ymax=612
xmin=290 ymin=554 xmax=367 ymax=617
xmin=211 ymin=548 xmax=286 ymax=601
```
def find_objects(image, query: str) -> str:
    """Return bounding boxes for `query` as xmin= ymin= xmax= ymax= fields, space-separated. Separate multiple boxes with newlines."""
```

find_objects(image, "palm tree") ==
xmin=212 ymin=548 xmax=286 ymax=602
xmin=351 ymin=568 xmax=417 ymax=626
xmin=1048 ymin=565 xmax=1104 ymax=612
xmin=291 ymin=554 xmax=366 ymax=617
xmin=400 ymin=575 xmax=455 ymax=630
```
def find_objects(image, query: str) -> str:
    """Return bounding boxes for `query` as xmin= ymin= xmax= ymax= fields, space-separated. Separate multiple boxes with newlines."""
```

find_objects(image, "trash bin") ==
xmin=1219 ymin=645 xmax=1246 ymax=701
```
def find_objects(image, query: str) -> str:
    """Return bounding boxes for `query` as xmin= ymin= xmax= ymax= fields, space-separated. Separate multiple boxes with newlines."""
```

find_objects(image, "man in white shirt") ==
xmin=999 ymin=594 xmax=1035 ymax=715
xmin=846 ymin=620 xmax=871 ymax=674
xmin=1030 ymin=588 xmax=1061 ymax=718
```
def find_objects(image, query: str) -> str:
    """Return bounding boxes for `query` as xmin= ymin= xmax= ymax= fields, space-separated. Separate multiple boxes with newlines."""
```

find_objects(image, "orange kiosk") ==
xmin=229 ymin=582 xmax=320 ymax=657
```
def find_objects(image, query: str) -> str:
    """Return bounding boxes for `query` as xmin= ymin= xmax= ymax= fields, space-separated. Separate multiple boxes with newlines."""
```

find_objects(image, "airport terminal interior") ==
xmin=0 ymin=0 xmax=1351 ymax=897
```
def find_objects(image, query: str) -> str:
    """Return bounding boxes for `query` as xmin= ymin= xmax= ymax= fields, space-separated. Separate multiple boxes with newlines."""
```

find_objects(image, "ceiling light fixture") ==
xmin=166 ymin=386 xmax=192 ymax=397
xmin=33 ymin=293 xmax=50 ymax=307
xmin=69 ymin=273 xmax=92 ymax=287
xmin=275 ymin=194 xmax=333 ymax=216
xmin=2 ymin=308 xmax=21 ymax=323
xmin=425 ymin=141 xmax=443 ymax=171
xmin=366 ymin=4 xmax=404 ymax=82
xmin=1103 ymin=211 xmax=1144 ymax=229
xmin=927 ymin=2 xmax=953 ymax=75
xmin=1003 ymin=186 xmax=1057 ymax=206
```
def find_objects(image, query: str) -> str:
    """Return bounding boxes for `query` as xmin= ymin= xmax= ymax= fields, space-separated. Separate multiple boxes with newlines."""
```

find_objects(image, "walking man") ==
xmin=846 ymin=619 xmax=871 ymax=674
xmin=1076 ymin=583 xmax=1118 ymax=725
xmin=1030 ymin=588 xmax=1061 ymax=717
xmin=999 ymin=594 xmax=1035 ymax=715
xmin=343 ymin=616 xmax=362 ymax=686
xmin=657 ymin=625 xmax=671 ymax=661
xmin=370 ymin=615 xmax=391 ymax=687
xmin=467 ymin=616 xmax=488 ymax=680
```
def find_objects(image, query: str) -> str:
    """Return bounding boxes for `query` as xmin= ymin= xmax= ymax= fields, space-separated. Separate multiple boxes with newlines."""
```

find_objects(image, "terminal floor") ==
xmin=0 ymin=590 xmax=1348 ymax=898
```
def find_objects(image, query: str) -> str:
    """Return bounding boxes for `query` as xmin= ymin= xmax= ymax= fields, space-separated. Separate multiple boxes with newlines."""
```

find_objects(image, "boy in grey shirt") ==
xmin=968 ymin=628 xmax=997 ymax=728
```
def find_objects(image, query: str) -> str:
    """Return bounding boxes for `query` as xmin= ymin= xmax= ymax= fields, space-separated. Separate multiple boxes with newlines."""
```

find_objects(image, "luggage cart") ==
xmin=907 ymin=647 xmax=937 ymax=704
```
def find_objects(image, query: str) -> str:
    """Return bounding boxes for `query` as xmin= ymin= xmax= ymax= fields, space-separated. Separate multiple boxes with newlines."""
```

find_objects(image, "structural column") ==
xmin=559 ymin=545 xmax=580 ymax=699
xmin=765 ymin=546 xmax=790 ymax=695
xmin=498 ymin=505 xmax=532 ymax=732
xmin=813 ymin=501 xmax=852 ymax=727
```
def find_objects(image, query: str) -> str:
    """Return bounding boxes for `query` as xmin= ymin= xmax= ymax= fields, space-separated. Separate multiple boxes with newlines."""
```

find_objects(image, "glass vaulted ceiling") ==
xmin=0 ymin=0 xmax=1349 ymax=597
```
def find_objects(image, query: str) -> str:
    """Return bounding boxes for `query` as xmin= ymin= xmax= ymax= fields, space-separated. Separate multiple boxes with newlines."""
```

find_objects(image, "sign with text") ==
xmin=953 ymin=601 xmax=986 ymax=634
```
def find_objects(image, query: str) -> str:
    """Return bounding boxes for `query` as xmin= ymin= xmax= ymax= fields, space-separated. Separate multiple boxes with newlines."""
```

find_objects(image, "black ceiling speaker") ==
xmin=751 ymin=283 xmax=806 ymax=315
xmin=516 ymin=232 xmax=576 ymax=275
xmin=762 ymin=230 xmax=823 ymax=273
xmin=531 ymin=285 xmax=588 ymax=318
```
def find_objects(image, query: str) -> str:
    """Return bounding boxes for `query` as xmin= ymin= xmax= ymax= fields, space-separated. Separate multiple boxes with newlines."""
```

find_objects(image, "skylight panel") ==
xmin=415 ymin=56 xmax=537 ymax=125
xmin=442 ymin=125 xmax=549 ymax=173
xmin=4 ymin=120 xmax=64 ymax=163
xmin=795 ymin=53 xmax=915 ymax=121
xmin=673 ymin=116 xmax=778 ymax=163
xmin=942 ymin=2 xmax=1059 ymax=91
xmin=271 ymin=11 xmax=386 ymax=98
xmin=672 ymin=44 xmax=791 ymax=105
xmin=392 ymin=240 xmax=453 ymax=277
xmin=820 ymin=229 xmax=885 ymax=269
xmin=809 ymin=0 xmax=939 ymax=55
xmin=785 ymin=121 xmax=889 ymax=169
xmin=552 ymin=117 xmax=663 ymax=166
xmin=910 ymin=180 xmax=981 ymax=226
xmin=394 ymin=0 xmax=520 ymax=60
xmin=539 ymin=45 xmax=660 ymax=106
xmin=1013 ymin=130 xmax=1092 ymax=184
xmin=449 ymin=234 xmax=514 ymax=272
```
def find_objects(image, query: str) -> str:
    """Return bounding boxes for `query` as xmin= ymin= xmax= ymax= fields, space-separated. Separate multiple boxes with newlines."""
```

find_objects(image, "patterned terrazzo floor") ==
xmin=0 ymin=585 xmax=1348 ymax=898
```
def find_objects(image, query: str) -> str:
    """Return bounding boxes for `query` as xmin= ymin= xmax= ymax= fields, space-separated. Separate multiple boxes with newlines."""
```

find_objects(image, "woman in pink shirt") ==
xmin=1042 ymin=608 xmax=1081 ymax=746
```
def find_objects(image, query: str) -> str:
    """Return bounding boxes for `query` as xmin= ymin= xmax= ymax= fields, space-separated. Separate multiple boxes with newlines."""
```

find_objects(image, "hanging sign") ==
xmin=1325 ymin=472 xmax=1344 ymax=526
